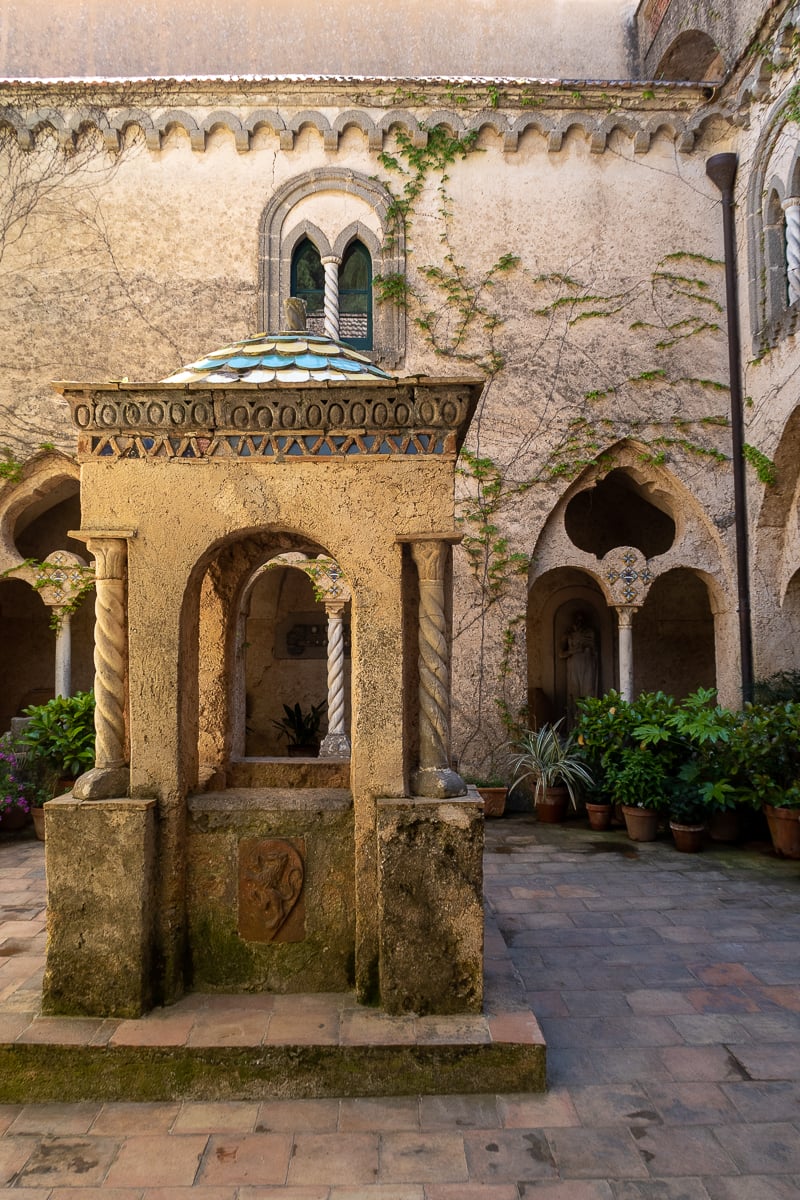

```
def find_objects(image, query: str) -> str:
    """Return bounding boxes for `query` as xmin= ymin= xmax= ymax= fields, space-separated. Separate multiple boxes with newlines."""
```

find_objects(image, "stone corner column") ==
xmin=403 ymin=535 xmax=465 ymax=799
xmin=614 ymin=605 xmax=639 ymax=702
xmin=319 ymin=597 xmax=351 ymax=758
xmin=68 ymin=529 xmax=135 ymax=801
xmin=782 ymin=196 xmax=800 ymax=305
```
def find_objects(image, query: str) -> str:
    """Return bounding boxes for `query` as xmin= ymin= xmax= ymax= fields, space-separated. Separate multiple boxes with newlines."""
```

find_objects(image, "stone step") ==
xmin=227 ymin=756 xmax=350 ymax=789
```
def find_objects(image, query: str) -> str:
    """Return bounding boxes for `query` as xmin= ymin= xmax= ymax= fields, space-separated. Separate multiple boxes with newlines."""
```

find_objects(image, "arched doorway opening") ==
xmin=634 ymin=568 xmax=716 ymax=696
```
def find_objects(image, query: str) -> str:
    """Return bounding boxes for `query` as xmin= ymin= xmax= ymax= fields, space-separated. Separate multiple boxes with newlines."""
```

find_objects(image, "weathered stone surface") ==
xmin=187 ymin=789 xmax=355 ymax=992
xmin=377 ymin=796 xmax=484 ymax=1016
xmin=42 ymin=797 xmax=157 ymax=1018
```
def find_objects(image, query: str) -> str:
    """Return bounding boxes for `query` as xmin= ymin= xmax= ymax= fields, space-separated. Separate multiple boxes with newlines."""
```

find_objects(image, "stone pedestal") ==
xmin=42 ymin=797 xmax=157 ymax=1017
xmin=376 ymin=795 xmax=483 ymax=1015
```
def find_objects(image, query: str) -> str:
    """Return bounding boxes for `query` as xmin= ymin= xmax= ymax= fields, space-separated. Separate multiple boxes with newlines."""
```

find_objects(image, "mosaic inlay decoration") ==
xmin=606 ymin=549 xmax=654 ymax=603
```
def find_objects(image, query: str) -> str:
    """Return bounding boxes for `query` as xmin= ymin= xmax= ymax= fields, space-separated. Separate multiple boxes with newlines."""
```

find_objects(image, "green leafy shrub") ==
xmin=20 ymin=691 xmax=96 ymax=781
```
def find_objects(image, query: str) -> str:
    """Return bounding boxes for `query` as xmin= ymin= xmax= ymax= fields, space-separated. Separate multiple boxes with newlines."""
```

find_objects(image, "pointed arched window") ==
xmin=338 ymin=241 xmax=373 ymax=350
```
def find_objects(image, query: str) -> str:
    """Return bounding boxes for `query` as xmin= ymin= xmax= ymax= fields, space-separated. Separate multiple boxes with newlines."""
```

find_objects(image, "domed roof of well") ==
xmin=162 ymin=331 xmax=392 ymax=385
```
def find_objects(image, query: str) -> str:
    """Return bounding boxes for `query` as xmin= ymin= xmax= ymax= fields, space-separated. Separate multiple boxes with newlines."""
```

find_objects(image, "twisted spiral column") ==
xmin=319 ymin=600 xmax=350 ymax=757
xmin=321 ymin=255 xmax=341 ymax=340
xmin=783 ymin=197 xmax=800 ymax=305
xmin=410 ymin=540 xmax=465 ymax=797
xmin=86 ymin=537 xmax=128 ymax=769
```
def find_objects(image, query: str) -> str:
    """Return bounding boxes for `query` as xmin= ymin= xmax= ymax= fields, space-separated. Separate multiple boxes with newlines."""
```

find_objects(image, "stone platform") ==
xmin=0 ymin=834 xmax=545 ymax=1103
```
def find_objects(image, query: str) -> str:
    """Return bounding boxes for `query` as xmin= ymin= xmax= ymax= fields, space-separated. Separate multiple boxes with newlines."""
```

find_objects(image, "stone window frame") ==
xmin=747 ymin=100 xmax=800 ymax=352
xmin=259 ymin=168 xmax=405 ymax=367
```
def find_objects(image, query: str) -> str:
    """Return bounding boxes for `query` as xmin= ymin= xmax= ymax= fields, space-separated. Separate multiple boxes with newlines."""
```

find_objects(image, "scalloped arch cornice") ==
xmin=0 ymin=101 xmax=734 ymax=156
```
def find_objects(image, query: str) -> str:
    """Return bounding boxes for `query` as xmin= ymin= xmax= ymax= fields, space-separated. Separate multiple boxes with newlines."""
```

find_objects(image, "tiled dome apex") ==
xmin=162 ymin=331 xmax=392 ymax=385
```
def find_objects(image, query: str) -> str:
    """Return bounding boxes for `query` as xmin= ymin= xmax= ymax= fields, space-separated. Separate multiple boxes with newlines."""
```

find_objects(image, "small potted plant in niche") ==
xmin=20 ymin=691 xmax=96 ymax=802
xmin=272 ymin=700 xmax=326 ymax=757
xmin=462 ymin=773 xmax=509 ymax=818
xmin=509 ymin=721 xmax=594 ymax=823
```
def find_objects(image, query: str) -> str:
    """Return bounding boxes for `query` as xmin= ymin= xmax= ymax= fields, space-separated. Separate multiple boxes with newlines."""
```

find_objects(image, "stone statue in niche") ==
xmin=238 ymin=838 xmax=305 ymax=943
xmin=560 ymin=611 xmax=599 ymax=723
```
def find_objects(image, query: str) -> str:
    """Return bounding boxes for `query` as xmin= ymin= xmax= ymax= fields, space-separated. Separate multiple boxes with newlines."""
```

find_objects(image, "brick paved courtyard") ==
xmin=1 ymin=815 xmax=799 ymax=1196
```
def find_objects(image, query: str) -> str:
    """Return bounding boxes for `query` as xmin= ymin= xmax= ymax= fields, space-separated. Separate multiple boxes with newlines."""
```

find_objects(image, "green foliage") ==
xmin=21 ymin=691 xmax=96 ymax=780
xmin=508 ymin=720 xmax=594 ymax=808
xmin=0 ymin=447 xmax=23 ymax=485
xmin=271 ymin=700 xmax=326 ymax=748
xmin=742 ymin=443 xmax=777 ymax=486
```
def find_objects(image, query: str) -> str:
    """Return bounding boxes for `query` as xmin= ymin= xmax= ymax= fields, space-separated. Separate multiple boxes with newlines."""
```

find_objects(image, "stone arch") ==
xmin=178 ymin=524 xmax=353 ymax=791
xmin=527 ymin=442 xmax=738 ymax=712
xmin=635 ymin=567 xmax=717 ymax=696
xmin=258 ymin=168 xmax=405 ymax=364
xmin=655 ymin=30 xmax=724 ymax=81
xmin=0 ymin=452 xmax=94 ymax=726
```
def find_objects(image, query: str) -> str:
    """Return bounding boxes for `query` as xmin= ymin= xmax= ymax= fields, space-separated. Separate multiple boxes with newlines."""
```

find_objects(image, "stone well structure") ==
xmin=43 ymin=328 xmax=486 ymax=1019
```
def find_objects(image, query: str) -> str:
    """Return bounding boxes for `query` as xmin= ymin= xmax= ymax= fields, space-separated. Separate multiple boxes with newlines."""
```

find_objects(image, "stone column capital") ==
xmin=320 ymin=254 xmax=342 ymax=266
xmin=410 ymin=539 xmax=447 ymax=583
xmin=782 ymin=196 xmax=800 ymax=212
xmin=614 ymin=605 xmax=638 ymax=629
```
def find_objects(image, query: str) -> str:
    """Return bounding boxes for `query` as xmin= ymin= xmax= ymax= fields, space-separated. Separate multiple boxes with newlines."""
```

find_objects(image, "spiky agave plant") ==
xmin=509 ymin=720 xmax=594 ymax=808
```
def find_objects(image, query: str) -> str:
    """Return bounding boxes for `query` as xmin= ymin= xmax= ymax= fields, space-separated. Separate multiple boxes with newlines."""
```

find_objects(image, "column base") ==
xmin=411 ymin=766 xmax=466 ymax=798
xmin=72 ymin=765 xmax=130 ymax=800
xmin=319 ymin=732 xmax=351 ymax=758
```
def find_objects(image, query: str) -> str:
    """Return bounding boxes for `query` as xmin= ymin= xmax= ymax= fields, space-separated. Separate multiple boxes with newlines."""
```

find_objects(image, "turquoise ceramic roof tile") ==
xmin=162 ymin=330 xmax=391 ymax=384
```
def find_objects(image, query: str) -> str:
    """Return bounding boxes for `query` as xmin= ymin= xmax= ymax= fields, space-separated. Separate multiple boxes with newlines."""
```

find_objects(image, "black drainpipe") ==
xmin=705 ymin=152 xmax=754 ymax=704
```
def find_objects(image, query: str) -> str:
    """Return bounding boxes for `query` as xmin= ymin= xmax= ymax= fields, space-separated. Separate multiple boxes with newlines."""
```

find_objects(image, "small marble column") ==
xmin=321 ymin=255 xmax=341 ymax=340
xmin=72 ymin=533 xmax=133 ymax=800
xmin=782 ymin=196 xmax=800 ymax=304
xmin=409 ymin=538 xmax=465 ymax=798
xmin=54 ymin=611 xmax=72 ymax=698
xmin=319 ymin=599 xmax=351 ymax=757
xmin=616 ymin=606 xmax=636 ymax=703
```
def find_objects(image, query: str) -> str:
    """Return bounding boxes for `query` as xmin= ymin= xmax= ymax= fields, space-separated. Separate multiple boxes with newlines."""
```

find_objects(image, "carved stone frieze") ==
xmin=57 ymin=380 xmax=483 ymax=460
xmin=238 ymin=837 xmax=306 ymax=943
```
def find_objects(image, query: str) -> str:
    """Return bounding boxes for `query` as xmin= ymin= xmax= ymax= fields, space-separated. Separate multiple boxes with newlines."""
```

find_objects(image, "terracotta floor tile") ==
xmin=8 ymin=1103 xmax=101 ymax=1134
xmin=49 ymin=1190 xmax=143 ymax=1200
xmin=15 ymin=1016 xmax=109 ymax=1045
xmin=263 ymin=1013 xmax=339 ymax=1044
xmin=287 ymin=1132 xmax=379 ymax=1185
xmin=712 ymin=1121 xmax=800 ymax=1173
xmin=255 ymin=1099 xmax=340 ymax=1133
xmin=497 ymin=1090 xmax=581 ymax=1129
xmin=339 ymin=1096 xmax=420 ymax=1131
xmin=103 ymin=1134 xmax=209 ymax=1187
xmin=339 ymin=1010 xmax=417 ymax=1045
xmin=195 ymin=1133 xmax=292 ymax=1186
xmin=172 ymin=1102 xmax=260 ymax=1133
xmin=142 ymin=1189 xmax=239 ymax=1200
xmin=378 ymin=1132 xmax=469 ymax=1184
xmin=692 ymin=963 xmax=760 ymax=986
xmin=90 ymin=1102 xmax=181 ymax=1135
xmin=14 ymin=1135 xmax=120 ymax=1187
xmin=187 ymin=1012 xmax=272 ymax=1047
xmin=109 ymin=1015 xmax=196 ymax=1047
xmin=0 ymin=1137 xmax=38 ymax=1187
xmin=462 ymin=1128 xmax=558 ymax=1183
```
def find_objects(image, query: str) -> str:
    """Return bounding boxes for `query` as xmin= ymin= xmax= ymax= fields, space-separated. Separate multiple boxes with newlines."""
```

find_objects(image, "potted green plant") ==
xmin=611 ymin=747 xmax=669 ymax=841
xmin=20 ymin=691 xmax=96 ymax=797
xmin=740 ymin=701 xmax=800 ymax=858
xmin=509 ymin=721 xmax=594 ymax=823
xmin=462 ymin=773 xmax=509 ymax=818
xmin=0 ymin=737 xmax=31 ymax=831
xmin=272 ymin=699 xmax=326 ymax=757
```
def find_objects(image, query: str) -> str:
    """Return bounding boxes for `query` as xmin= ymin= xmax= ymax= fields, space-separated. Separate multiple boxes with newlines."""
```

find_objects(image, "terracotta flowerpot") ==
xmin=670 ymin=821 xmax=704 ymax=853
xmin=32 ymin=808 xmax=45 ymax=841
xmin=586 ymin=802 xmax=612 ymax=831
xmin=287 ymin=745 xmax=318 ymax=758
xmin=536 ymin=786 xmax=569 ymax=824
xmin=764 ymin=804 xmax=800 ymax=859
xmin=477 ymin=787 xmax=507 ymax=818
xmin=0 ymin=807 xmax=30 ymax=832
xmin=707 ymin=810 xmax=740 ymax=843
xmin=621 ymin=804 xmax=659 ymax=842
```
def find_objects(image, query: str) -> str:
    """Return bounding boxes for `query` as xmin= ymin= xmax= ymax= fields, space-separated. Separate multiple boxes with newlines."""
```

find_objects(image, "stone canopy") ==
xmin=45 ymin=328 xmax=487 ymax=1021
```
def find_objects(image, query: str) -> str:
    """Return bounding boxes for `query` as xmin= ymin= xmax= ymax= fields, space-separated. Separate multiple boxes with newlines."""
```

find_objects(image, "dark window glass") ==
xmin=290 ymin=239 xmax=325 ymax=333
xmin=339 ymin=242 xmax=372 ymax=350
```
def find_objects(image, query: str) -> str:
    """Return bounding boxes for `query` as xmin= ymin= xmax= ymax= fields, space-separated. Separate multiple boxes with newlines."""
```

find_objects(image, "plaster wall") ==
xmin=0 ymin=0 xmax=634 ymax=82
